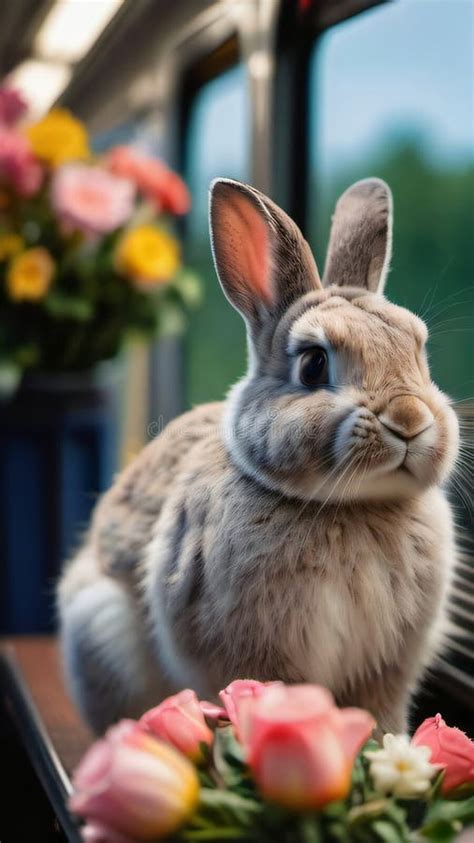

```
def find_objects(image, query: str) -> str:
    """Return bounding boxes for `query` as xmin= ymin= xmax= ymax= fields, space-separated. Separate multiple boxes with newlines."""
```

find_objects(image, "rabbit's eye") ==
xmin=299 ymin=347 xmax=329 ymax=389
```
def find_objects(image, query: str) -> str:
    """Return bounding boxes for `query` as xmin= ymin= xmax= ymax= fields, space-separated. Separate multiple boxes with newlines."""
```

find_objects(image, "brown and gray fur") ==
xmin=58 ymin=178 xmax=459 ymax=735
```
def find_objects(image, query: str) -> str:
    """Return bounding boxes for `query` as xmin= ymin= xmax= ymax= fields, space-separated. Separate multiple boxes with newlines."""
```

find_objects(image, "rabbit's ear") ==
xmin=323 ymin=178 xmax=393 ymax=293
xmin=209 ymin=179 xmax=321 ymax=328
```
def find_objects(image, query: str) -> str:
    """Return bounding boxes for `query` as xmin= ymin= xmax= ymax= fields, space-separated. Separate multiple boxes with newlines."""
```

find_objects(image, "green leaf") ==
xmin=184 ymin=788 xmax=264 ymax=840
xmin=198 ymin=769 xmax=215 ymax=789
xmin=199 ymin=789 xmax=262 ymax=818
xmin=13 ymin=343 xmax=39 ymax=368
xmin=351 ymin=741 xmax=381 ymax=806
xmin=324 ymin=822 xmax=350 ymax=843
xmin=172 ymin=268 xmax=203 ymax=308
xmin=323 ymin=801 xmax=347 ymax=818
xmin=0 ymin=360 xmax=21 ymax=397
xmin=426 ymin=771 xmax=447 ymax=803
xmin=420 ymin=795 xmax=474 ymax=841
xmin=446 ymin=783 xmax=474 ymax=801
xmin=372 ymin=819 xmax=409 ymax=843
xmin=157 ymin=298 xmax=187 ymax=336
xmin=362 ymin=740 xmax=381 ymax=754
xmin=44 ymin=292 xmax=94 ymax=321
xmin=423 ymin=796 xmax=474 ymax=825
xmin=348 ymin=799 xmax=412 ymax=843
xmin=212 ymin=726 xmax=248 ymax=789
xmin=297 ymin=815 xmax=323 ymax=843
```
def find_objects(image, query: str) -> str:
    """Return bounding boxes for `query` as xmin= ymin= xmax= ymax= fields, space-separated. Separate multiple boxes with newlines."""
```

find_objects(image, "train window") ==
xmin=309 ymin=0 xmax=473 ymax=400
xmin=184 ymin=64 xmax=250 ymax=407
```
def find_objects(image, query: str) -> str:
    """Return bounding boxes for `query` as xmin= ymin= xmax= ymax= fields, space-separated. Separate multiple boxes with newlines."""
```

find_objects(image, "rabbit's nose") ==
xmin=379 ymin=395 xmax=434 ymax=440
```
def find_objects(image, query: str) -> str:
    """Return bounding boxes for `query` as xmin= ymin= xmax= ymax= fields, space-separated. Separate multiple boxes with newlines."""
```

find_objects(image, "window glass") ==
xmin=185 ymin=65 xmax=249 ymax=406
xmin=93 ymin=120 xmax=140 ymax=153
xmin=309 ymin=0 xmax=473 ymax=399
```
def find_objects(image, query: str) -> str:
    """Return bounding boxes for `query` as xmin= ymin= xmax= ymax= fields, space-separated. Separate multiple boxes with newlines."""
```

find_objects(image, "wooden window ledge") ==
xmin=0 ymin=637 xmax=93 ymax=842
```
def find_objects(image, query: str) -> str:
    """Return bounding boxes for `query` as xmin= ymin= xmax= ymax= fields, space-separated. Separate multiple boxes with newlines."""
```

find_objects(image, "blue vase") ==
xmin=0 ymin=364 xmax=121 ymax=633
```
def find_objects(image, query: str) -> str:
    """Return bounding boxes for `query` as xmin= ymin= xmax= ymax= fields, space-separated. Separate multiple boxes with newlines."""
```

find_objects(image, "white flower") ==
xmin=366 ymin=734 xmax=438 ymax=797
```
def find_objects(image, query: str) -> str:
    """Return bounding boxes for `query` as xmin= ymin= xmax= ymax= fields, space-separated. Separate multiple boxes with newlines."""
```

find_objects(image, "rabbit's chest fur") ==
xmin=145 ymin=435 xmax=453 ymax=700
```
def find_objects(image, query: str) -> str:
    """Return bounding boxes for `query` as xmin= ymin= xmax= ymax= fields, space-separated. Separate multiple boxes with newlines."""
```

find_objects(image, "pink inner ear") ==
xmin=223 ymin=192 xmax=272 ymax=305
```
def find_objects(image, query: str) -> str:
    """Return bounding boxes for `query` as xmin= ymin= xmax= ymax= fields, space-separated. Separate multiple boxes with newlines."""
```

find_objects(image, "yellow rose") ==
xmin=116 ymin=225 xmax=180 ymax=286
xmin=0 ymin=233 xmax=24 ymax=261
xmin=7 ymin=247 xmax=55 ymax=301
xmin=27 ymin=108 xmax=89 ymax=167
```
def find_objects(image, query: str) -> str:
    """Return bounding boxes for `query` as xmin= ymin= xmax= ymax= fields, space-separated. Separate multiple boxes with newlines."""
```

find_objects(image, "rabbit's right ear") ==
xmin=323 ymin=178 xmax=393 ymax=293
xmin=209 ymin=179 xmax=321 ymax=329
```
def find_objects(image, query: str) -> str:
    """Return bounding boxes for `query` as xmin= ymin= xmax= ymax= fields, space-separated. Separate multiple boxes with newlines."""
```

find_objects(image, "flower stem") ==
xmin=348 ymin=798 xmax=391 ymax=825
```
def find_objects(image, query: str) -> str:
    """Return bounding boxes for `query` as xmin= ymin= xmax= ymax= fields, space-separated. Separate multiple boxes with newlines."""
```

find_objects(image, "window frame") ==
xmin=148 ymin=14 xmax=240 ymax=426
xmin=272 ymin=0 xmax=387 ymax=229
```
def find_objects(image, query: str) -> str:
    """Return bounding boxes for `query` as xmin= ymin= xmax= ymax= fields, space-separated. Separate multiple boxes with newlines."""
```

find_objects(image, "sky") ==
xmin=187 ymin=65 xmax=249 ymax=233
xmin=312 ymin=0 xmax=474 ymax=174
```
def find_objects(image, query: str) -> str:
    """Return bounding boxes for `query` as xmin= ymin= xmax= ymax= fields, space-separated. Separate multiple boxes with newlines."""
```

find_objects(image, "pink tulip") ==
xmin=51 ymin=163 xmax=135 ymax=235
xmin=219 ymin=679 xmax=282 ymax=745
xmin=199 ymin=700 xmax=227 ymax=720
xmin=70 ymin=720 xmax=199 ymax=840
xmin=140 ymin=689 xmax=213 ymax=762
xmin=107 ymin=146 xmax=190 ymax=215
xmin=0 ymin=125 xmax=42 ymax=196
xmin=412 ymin=714 xmax=474 ymax=794
xmin=0 ymin=86 xmax=28 ymax=126
xmin=246 ymin=684 xmax=375 ymax=810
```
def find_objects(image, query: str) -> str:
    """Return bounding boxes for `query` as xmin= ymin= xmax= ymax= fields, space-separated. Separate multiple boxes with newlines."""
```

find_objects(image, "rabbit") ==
xmin=58 ymin=177 xmax=459 ymax=736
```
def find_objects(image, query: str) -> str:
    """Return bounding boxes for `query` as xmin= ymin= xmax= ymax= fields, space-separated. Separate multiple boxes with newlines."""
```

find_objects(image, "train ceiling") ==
xmin=0 ymin=0 xmax=212 ymax=131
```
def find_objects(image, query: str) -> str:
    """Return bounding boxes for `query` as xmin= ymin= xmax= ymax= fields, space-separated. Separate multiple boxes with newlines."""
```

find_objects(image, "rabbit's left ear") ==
xmin=323 ymin=178 xmax=393 ymax=293
xmin=209 ymin=179 xmax=322 ymax=330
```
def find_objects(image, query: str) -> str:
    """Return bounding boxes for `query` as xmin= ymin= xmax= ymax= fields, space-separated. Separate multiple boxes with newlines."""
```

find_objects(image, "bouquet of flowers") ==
xmin=70 ymin=680 xmax=474 ymax=842
xmin=0 ymin=85 xmax=199 ymax=387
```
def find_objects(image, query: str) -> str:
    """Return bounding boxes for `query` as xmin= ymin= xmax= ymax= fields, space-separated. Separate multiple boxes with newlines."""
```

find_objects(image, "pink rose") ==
xmin=412 ymin=714 xmax=474 ymax=794
xmin=51 ymin=163 xmax=135 ymax=235
xmin=140 ymin=689 xmax=213 ymax=762
xmin=0 ymin=126 xmax=42 ymax=196
xmin=107 ymin=146 xmax=190 ymax=215
xmin=219 ymin=679 xmax=282 ymax=744
xmin=245 ymin=684 xmax=375 ymax=810
xmin=70 ymin=719 xmax=199 ymax=841
xmin=0 ymin=86 xmax=28 ymax=126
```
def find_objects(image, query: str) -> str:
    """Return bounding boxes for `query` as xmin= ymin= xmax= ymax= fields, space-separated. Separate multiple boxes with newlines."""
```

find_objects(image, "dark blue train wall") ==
xmin=0 ymin=371 xmax=121 ymax=633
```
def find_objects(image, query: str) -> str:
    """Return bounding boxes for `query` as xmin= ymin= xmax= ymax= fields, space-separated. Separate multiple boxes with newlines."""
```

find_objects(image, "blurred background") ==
xmin=0 ymin=0 xmax=472 ymax=724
